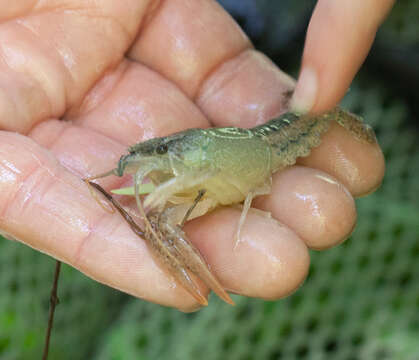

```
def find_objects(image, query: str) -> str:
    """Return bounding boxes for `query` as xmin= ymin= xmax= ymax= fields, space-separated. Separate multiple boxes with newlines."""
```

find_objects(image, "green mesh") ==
xmin=1 ymin=5 xmax=418 ymax=360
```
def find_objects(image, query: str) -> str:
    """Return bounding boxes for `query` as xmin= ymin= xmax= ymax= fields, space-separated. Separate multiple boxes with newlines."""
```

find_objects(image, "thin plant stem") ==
xmin=42 ymin=260 xmax=61 ymax=360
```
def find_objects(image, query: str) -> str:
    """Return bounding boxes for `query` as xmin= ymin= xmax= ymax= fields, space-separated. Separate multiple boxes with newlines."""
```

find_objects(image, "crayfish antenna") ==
xmin=83 ymin=169 xmax=118 ymax=213
xmin=87 ymin=181 xmax=146 ymax=238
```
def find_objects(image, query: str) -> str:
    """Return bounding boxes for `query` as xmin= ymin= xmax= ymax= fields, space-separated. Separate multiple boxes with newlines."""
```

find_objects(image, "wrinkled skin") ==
xmin=0 ymin=0 xmax=392 ymax=311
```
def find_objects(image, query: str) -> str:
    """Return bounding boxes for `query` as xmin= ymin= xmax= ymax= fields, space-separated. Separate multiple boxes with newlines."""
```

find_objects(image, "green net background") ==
xmin=1 ymin=2 xmax=418 ymax=360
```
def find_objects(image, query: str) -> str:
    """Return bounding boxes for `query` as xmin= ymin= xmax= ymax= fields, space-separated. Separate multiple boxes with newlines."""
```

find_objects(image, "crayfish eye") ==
xmin=156 ymin=143 xmax=168 ymax=155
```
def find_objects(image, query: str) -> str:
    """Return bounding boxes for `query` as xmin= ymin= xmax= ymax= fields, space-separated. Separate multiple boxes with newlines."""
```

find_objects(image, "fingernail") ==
xmin=290 ymin=66 xmax=318 ymax=114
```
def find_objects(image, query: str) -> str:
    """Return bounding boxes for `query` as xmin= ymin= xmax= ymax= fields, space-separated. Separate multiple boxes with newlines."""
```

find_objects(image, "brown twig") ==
xmin=42 ymin=260 xmax=61 ymax=360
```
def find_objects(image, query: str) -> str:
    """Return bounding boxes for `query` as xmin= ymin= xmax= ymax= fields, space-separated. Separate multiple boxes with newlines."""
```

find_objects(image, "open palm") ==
xmin=0 ymin=0 xmax=389 ymax=310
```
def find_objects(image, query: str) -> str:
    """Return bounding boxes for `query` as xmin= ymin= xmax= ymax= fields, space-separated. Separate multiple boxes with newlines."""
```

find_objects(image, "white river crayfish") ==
xmin=85 ymin=107 xmax=376 ymax=306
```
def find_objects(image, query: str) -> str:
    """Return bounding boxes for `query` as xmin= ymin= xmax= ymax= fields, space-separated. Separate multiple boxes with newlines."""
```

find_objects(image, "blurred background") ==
xmin=1 ymin=1 xmax=418 ymax=359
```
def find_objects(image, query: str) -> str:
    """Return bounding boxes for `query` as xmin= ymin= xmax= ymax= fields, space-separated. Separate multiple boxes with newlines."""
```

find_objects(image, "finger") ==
xmin=254 ymin=166 xmax=356 ymax=250
xmin=291 ymin=0 xmax=395 ymax=113
xmin=196 ymin=50 xmax=295 ymax=128
xmin=186 ymin=207 xmax=310 ymax=300
xmin=297 ymin=122 xmax=385 ymax=197
xmin=0 ymin=1 xmax=152 ymax=132
xmin=129 ymin=0 xmax=252 ymax=98
xmin=0 ymin=131 xmax=206 ymax=311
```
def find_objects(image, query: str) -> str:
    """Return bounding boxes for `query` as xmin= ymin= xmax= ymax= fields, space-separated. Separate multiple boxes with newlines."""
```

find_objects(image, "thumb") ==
xmin=291 ymin=0 xmax=395 ymax=113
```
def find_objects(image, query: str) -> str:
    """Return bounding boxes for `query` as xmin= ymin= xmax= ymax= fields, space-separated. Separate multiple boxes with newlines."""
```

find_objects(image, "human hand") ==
xmin=0 ymin=0 xmax=386 ymax=311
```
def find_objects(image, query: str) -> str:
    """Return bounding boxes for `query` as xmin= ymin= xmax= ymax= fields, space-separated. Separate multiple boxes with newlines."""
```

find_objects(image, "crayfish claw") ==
xmin=147 ymin=212 xmax=234 ymax=306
